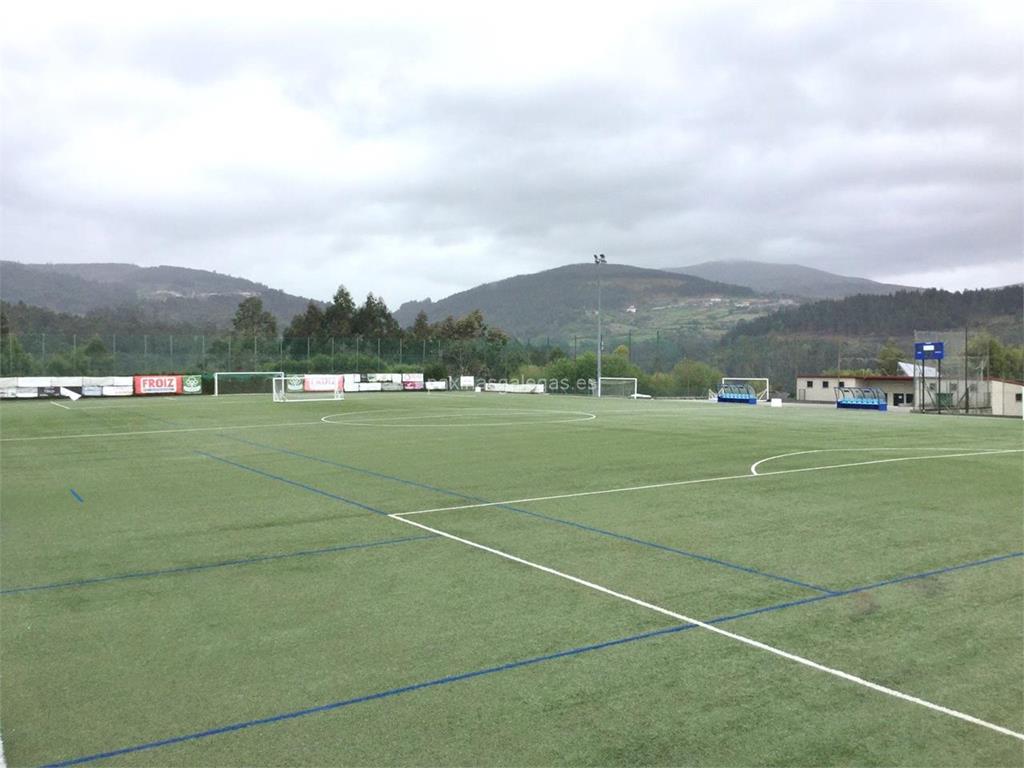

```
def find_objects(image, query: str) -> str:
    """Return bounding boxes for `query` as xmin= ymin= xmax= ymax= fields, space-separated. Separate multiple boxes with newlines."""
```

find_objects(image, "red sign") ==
xmin=134 ymin=375 xmax=183 ymax=395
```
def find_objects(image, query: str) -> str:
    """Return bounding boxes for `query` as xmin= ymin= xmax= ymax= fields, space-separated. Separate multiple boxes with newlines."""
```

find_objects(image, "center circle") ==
xmin=321 ymin=407 xmax=596 ymax=428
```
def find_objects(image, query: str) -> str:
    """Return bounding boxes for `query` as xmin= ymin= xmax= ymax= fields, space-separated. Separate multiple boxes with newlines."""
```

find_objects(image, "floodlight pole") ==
xmin=594 ymin=254 xmax=606 ymax=397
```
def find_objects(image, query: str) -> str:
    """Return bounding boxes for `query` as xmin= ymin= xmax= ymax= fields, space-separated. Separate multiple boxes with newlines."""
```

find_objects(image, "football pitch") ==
xmin=1 ymin=393 xmax=1022 ymax=767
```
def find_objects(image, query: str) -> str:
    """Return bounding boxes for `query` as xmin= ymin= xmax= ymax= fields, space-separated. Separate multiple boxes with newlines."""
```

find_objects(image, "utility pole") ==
xmin=597 ymin=255 xmax=603 ymax=394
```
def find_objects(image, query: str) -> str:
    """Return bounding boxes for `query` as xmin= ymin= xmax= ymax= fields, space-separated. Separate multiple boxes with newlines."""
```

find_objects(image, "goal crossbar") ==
xmin=598 ymin=377 xmax=638 ymax=398
xmin=273 ymin=374 xmax=345 ymax=403
xmin=213 ymin=371 xmax=285 ymax=396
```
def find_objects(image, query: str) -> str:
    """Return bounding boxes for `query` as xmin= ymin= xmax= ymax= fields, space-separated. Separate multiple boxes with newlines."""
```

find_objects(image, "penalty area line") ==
xmin=395 ymin=448 xmax=1024 ymax=517
xmin=388 ymin=512 xmax=1024 ymax=742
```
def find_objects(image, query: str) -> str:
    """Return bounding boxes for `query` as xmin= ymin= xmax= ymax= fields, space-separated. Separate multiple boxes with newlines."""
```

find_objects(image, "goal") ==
xmin=273 ymin=374 xmax=345 ymax=403
xmin=599 ymin=377 xmax=638 ymax=398
xmin=213 ymin=371 xmax=285 ymax=396
xmin=720 ymin=377 xmax=770 ymax=402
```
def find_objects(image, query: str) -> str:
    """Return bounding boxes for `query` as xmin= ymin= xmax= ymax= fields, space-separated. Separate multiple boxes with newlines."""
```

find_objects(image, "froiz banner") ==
xmin=304 ymin=374 xmax=344 ymax=392
xmin=134 ymin=375 xmax=183 ymax=395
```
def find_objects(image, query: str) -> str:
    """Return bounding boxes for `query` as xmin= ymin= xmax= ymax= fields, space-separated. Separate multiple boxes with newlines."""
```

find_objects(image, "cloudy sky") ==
xmin=1 ymin=1 xmax=1021 ymax=307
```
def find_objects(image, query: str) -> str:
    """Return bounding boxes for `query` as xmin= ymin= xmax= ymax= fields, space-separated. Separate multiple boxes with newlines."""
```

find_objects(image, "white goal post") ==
xmin=273 ymin=374 xmax=345 ymax=403
xmin=598 ymin=377 xmax=639 ymax=398
xmin=720 ymin=377 xmax=770 ymax=402
xmin=213 ymin=371 xmax=285 ymax=396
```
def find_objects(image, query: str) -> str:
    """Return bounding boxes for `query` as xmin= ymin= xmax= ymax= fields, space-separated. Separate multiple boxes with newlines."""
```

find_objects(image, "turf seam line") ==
xmin=0 ymin=535 xmax=437 ymax=596
xmin=0 ymin=421 xmax=325 ymax=443
xmin=36 ymin=550 xmax=1024 ymax=767
xmin=222 ymin=436 xmax=834 ymax=594
xmin=391 ymin=514 xmax=1024 ymax=743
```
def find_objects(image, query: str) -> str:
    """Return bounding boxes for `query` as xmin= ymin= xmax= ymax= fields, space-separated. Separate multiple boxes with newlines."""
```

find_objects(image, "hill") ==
xmin=395 ymin=263 xmax=762 ymax=340
xmin=723 ymin=286 xmax=1024 ymax=343
xmin=668 ymin=261 xmax=914 ymax=299
xmin=714 ymin=286 xmax=1024 ymax=390
xmin=0 ymin=261 xmax=322 ymax=328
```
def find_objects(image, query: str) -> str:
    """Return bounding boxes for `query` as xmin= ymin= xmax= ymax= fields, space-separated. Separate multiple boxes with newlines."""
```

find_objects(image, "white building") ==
xmin=796 ymin=371 xmax=1022 ymax=417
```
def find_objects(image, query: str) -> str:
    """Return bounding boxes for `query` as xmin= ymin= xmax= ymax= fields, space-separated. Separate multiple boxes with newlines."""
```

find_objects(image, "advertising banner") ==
xmin=102 ymin=385 xmax=133 ymax=397
xmin=402 ymin=372 xmax=425 ymax=391
xmin=304 ymin=374 xmax=344 ymax=392
xmin=425 ymin=380 xmax=448 ymax=391
xmin=18 ymin=377 xmax=52 ymax=388
xmin=82 ymin=385 xmax=104 ymax=397
xmin=134 ymin=375 xmax=183 ymax=395
xmin=182 ymin=374 xmax=202 ymax=395
xmin=381 ymin=381 xmax=403 ymax=392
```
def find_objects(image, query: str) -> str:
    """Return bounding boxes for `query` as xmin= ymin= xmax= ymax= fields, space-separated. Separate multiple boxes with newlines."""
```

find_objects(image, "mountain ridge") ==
xmin=0 ymin=261 xmax=323 ymax=327
xmin=668 ymin=260 xmax=916 ymax=299
xmin=394 ymin=263 xmax=758 ymax=338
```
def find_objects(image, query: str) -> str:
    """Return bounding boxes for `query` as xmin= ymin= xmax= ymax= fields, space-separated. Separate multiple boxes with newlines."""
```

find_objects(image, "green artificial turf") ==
xmin=0 ymin=393 xmax=1021 ymax=766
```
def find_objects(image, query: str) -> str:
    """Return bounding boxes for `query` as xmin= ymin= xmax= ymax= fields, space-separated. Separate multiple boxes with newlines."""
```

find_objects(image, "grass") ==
xmin=0 ymin=392 xmax=1021 ymax=766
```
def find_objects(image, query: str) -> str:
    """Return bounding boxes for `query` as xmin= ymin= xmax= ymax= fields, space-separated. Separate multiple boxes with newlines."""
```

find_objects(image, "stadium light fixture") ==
xmin=593 ymin=254 xmax=606 ymax=396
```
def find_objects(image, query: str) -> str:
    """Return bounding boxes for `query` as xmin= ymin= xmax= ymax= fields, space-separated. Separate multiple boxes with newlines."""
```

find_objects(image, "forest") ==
xmin=2 ymin=283 xmax=1021 ymax=394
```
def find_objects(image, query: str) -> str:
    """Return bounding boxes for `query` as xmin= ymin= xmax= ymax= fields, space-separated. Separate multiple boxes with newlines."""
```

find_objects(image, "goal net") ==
xmin=214 ymin=371 xmax=285 ymax=396
xmin=273 ymin=374 xmax=345 ymax=403
xmin=599 ymin=377 xmax=638 ymax=398
xmin=720 ymin=377 xmax=770 ymax=402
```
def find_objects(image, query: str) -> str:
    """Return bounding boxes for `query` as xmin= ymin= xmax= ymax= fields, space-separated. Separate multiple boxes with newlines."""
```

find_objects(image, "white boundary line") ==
xmin=394 ymin=449 xmax=1023 ymax=516
xmin=0 ymin=420 xmax=325 ymax=443
xmin=49 ymin=401 xmax=71 ymax=410
xmin=320 ymin=408 xmax=597 ymax=429
xmin=390 ymin=513 xmax=1024 ymax=741
xmin=748 ymin=447 xmax=1022 ymax=475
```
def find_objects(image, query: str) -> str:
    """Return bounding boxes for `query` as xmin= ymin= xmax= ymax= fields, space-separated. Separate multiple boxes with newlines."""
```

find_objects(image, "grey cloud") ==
xmin=1 ymin=2 xmax=1020 ymax=306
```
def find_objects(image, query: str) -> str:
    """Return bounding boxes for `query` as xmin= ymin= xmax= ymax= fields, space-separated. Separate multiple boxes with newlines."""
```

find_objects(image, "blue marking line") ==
xmin=37 ymin=550 xmax=1023 ymax=768
xmin=69 ymin=489 xmax=84 ymax=503
xmin=195 ymin=451 xmax=388 ymax=516
xmin=221 ymin=436 xmax=835 ymax=594
xmin=0 ymin=536 xmax=435 ymax=596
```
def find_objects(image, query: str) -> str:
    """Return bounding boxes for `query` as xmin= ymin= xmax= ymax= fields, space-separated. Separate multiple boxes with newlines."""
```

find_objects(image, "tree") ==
xmin=410 ymin=311 xmax=432 ymax=340
xmin=0 ymin=330 xmax=34 ymax=375
xmin=673 ymin=359 xmax=723 ymax=396
xmin=324 ymin=286 xmax=356 ymax=337
xmin=82 ymin=335 xmax=114 ymax=375
xmin=969 ymin=334 xmax=1024 ymax=381
xmin=232 ymin=297 xmax=277 ymax=338
xmin=877 ymin=339 xmax=904 ymax=375
xmin=285 ymin=302 xmax=325 ymax=340
xmin=352 ymin=293 xmax=400 ymax=337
